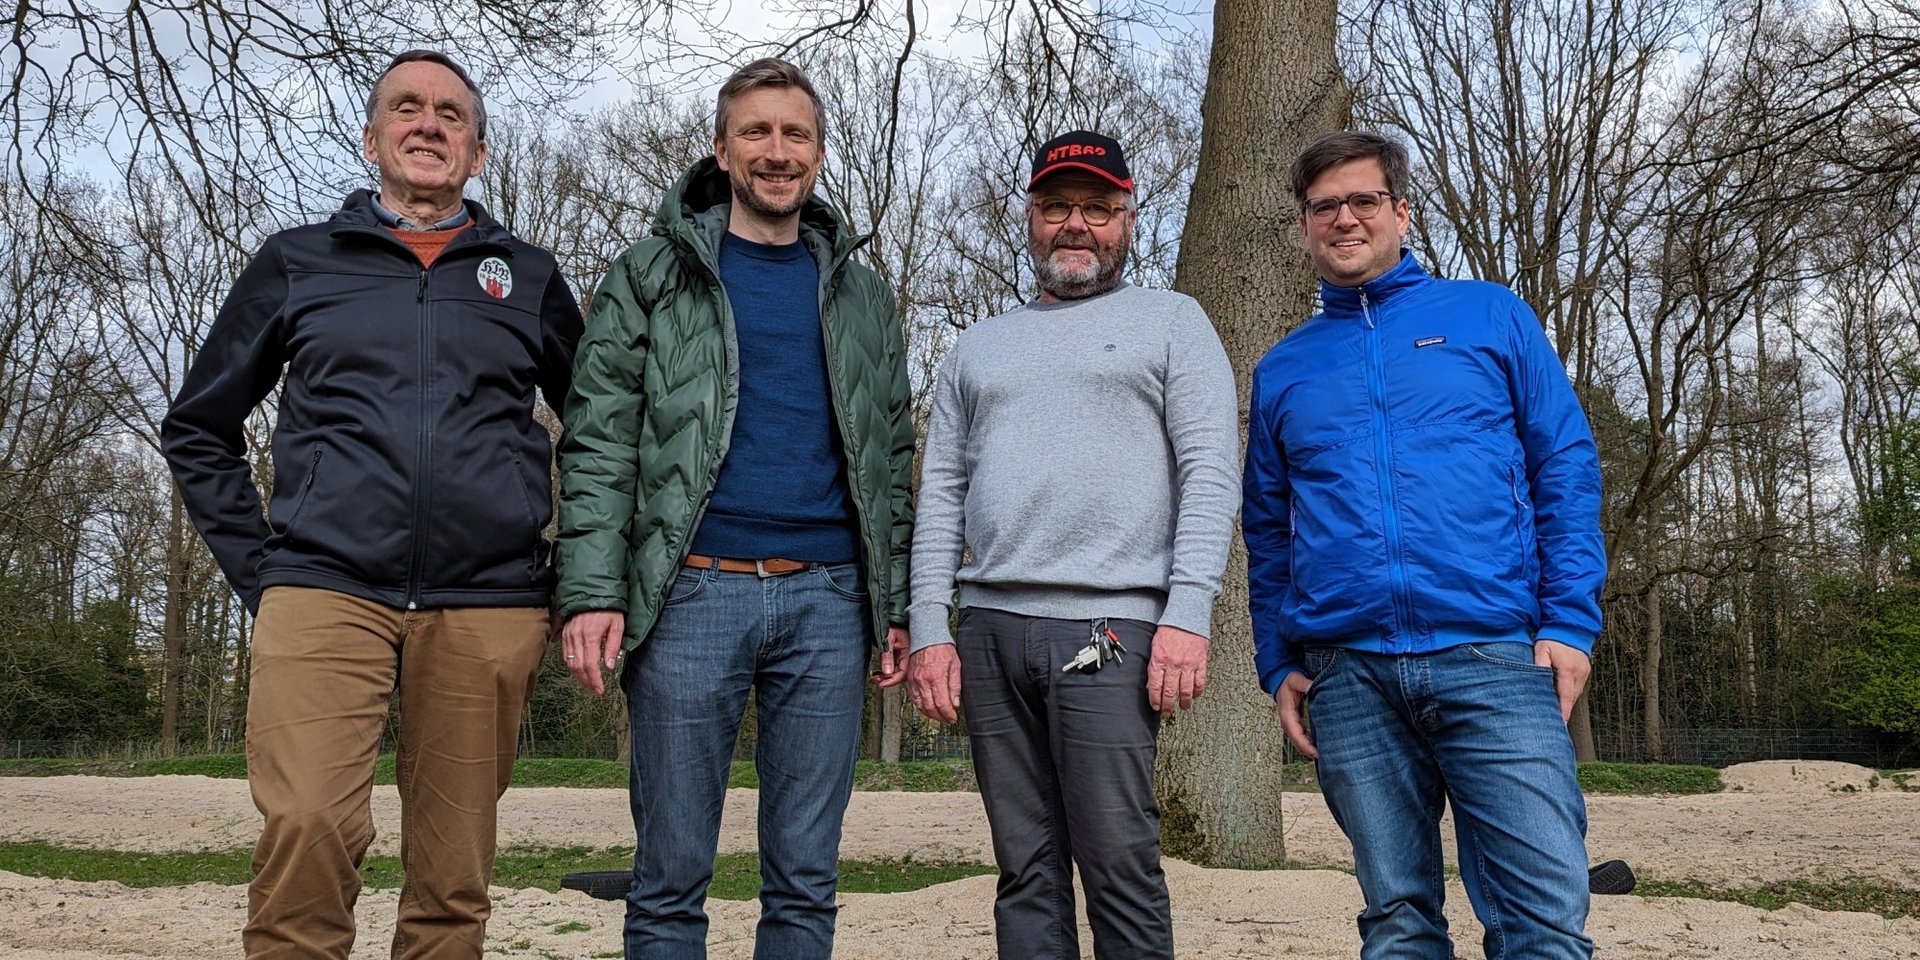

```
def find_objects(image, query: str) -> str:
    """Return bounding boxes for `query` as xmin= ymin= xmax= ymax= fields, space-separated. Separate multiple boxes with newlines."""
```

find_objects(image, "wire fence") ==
xmin=1594 ymin=728 xmax=1918 ymax=768
xmin=8 ymin=728 xmax=1913 ymax=768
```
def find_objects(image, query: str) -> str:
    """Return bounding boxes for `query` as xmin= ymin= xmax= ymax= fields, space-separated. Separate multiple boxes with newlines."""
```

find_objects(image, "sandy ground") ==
xmin=1 ymin=762 xmax=1917 ymax=958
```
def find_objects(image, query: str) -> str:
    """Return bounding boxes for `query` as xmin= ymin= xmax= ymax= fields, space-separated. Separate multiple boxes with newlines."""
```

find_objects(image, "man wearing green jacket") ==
xmin=553 ymin=57 xmax=914 ymax=960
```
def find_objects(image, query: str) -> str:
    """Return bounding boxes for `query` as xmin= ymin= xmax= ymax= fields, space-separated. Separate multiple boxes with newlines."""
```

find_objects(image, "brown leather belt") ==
xmin=683 ymin=553 xmax=810 ymax=577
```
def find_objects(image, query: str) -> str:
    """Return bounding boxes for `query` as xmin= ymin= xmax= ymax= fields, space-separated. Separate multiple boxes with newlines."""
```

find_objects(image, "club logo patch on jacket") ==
xmin=478 ymin=257 xmax=513 ymax=299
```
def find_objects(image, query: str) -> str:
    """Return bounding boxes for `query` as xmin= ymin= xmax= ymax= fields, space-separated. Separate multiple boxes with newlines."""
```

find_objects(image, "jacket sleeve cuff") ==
xmin=558 ymin=596 xmax=627 ymax=620
xmin=1534 ymin=628 xmax=1596 ymax=655
xmin=1158 ymin=586 xmax=1216 ymax=639
xmin=1262 ymin=664 xmax=1299 ymax=698
xmin=907 ymin=604 xmax=956 ymax=653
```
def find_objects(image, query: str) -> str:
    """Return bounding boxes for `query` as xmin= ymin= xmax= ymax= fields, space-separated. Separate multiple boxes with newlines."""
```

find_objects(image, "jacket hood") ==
xmin=1319 ymin=250 xmax=1432 ymax=316
xmin=652 ymin=157 xmax=867 ymax=268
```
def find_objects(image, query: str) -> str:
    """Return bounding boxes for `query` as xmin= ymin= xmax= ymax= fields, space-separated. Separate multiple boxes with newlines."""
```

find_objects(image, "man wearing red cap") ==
xmin=906 ymin=131 xmax=1240 ymax=959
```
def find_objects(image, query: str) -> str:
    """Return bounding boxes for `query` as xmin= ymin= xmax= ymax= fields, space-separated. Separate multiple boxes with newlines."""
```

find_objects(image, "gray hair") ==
xmin=366 ymin=50 xmax=488 ymax=142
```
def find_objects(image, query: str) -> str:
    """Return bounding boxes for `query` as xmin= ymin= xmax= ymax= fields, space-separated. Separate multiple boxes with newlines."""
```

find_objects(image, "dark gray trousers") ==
xmin=957 ymin=607 xmax=1172 ymax=960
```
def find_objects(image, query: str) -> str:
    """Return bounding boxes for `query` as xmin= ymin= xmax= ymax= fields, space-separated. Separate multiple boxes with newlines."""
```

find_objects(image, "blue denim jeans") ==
xmin=620 ymin=561 xmax=870 ymax=960
xmin=1304 ymin=642 xmax=1593 ymax=960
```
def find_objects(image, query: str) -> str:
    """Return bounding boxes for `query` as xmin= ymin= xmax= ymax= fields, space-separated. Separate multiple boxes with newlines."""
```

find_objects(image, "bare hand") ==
xmin=1275 ymin=671 xmax=1316 ymax=759
xmin=1533 ymin=639 xmax=1591 ymax=723
xmin=560 ymin=610 xmax=625 ymax=695
xmin=1146 ymin=625 xmax=1209 ymax=715
xmin=907 ymin=644 xmax=963 ymax=724
xmin=873 ymin=626 xmax=910 ymax=688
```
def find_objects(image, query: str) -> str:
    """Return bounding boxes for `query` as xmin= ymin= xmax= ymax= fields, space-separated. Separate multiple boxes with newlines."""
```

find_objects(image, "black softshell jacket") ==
xmin=161 ymin=191 xmax=583 ymax=613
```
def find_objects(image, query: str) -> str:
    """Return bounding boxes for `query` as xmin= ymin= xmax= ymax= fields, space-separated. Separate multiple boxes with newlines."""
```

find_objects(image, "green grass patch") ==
xmin=11 ymin=838 xmax=1918 ymax=919
xmin=1877 ymin=769 xmax=1918 ymax=792
xmin=729 ymin=761 xmax=758 ymax=789
xmin=128 ymin=754 xmax=251 ymax=779
xmin=0 ymin=758 xmax=122 ymax=777
xmin=852 ymin=758 xmax=976 ymax=791
xmin=0 ymin=841 xmax=254 ymax=887
xmin=1636 ymin=876 xmax=1920 ymax=919
xmin=1281 ymin=761 xmax=1319 ymax=791
xmin=0 ymin=841 xmax=990 ymax=898
xmin=510 ymin=758 xmax=626 ymax=789
xmin=708 ymin=852 xmax=993 ymax=899
xmin=1577 ymin=761 xmax=1721 ymax=795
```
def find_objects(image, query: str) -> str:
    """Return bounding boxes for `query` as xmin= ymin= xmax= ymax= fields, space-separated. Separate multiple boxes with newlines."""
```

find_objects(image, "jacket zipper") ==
xmin=329 ymin=218 xmax=509 ymax=610
xmin=408 ymin=267 xmax=431 ymax=609
xmin=661 ymin=231 xmax=740 ymax=614
xmin=1361 ymin=287 xmax=1415 ymax=648
xmin=818 ymin=246 xmax=881 ymax=611
xmin=823 ymin=235 xmax=892 ymax=645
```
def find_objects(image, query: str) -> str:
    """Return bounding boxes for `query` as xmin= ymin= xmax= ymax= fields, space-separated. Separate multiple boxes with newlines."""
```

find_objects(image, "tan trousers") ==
xmin=243 ymin=586 xmax=548 ymax=960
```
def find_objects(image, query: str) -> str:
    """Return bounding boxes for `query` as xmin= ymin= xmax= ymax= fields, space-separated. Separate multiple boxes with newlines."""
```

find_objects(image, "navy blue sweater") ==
xmin=691 ymin=232 xmax=859 ymax=561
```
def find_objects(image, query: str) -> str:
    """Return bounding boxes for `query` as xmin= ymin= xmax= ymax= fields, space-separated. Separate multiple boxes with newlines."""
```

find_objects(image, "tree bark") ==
xmin=1642 ymin=585 xmax=1663 ymax=761
xmin=160 ymin=486 xmax=188 ymax=756
xmin=1155 ymin=0 xmax=1346 ymax=868
xmin=879 ymin=685 xmax=902 ymax=763
xmin=1569 ymin=691 xmax=1597 ymax=761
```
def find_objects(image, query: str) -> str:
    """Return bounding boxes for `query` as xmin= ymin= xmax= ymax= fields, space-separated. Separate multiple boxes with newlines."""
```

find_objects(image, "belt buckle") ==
xmin=755 ymin=559 xmax=777 ymax=578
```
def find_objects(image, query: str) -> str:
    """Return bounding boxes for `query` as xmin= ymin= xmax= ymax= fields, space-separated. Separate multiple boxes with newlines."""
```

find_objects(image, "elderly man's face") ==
xmin=361 ymin=61 xmax=487 ymax=210
xmin=1027 ymin=171 xmax=1134 ymax=302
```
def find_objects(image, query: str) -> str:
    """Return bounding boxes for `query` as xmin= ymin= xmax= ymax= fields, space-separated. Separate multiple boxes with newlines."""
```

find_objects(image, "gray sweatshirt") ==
xmin=907 ymin=282 xmax=1241 ymax=652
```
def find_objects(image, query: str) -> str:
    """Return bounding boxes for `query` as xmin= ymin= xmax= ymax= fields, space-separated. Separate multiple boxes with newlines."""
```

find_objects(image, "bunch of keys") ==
xmin=1062 ymin=618 xmax=1127 ymax=673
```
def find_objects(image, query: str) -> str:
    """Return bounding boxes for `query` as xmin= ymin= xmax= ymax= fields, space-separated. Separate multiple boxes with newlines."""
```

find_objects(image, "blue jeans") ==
xmin=620 ymin=561 xmax=870 ymax=960
xmin=1304 ymin=642 xmax=1593 ymax=960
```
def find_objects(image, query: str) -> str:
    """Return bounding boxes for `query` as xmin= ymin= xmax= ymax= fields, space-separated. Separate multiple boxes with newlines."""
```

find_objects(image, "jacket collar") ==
xmin=330 ymin=189 xmax=513 ymax=248
xmin=1318 ymin=251 xmax=1431 ymax=316
xmin=654 ymin=157 xmax=868 ymax=274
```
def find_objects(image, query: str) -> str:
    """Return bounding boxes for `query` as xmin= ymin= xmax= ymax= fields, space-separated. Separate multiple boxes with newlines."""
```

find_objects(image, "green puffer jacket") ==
xmin=555 ymin=157 xmax=914 ymax=650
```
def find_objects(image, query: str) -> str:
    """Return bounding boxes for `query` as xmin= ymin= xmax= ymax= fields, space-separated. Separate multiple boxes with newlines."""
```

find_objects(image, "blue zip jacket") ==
xmin=1243 ymin=252 xmax=1605 ymax=696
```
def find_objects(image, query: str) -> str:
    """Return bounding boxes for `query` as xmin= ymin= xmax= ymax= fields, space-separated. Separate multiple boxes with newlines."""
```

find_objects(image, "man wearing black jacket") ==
xmin=160 ymin=50 xmax=582 ymax=960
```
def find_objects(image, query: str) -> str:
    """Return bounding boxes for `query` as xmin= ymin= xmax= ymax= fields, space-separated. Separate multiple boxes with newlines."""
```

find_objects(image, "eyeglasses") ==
xmin=1031 ymin=197 xmax=1129 ymax=227
xmin=1302 ymin=190 xmax=1396 ymax=224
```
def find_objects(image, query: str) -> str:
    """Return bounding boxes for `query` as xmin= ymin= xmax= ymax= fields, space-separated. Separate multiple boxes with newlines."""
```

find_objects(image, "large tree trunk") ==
xmin=160 ymin=487 xmax=188 ymax=757
xmin=1569 ymin=692 xmax=1597 ymax=761
xmin=1155 ymin=0 xmax=1346 ymax=868
xmin=879 ymin=686 xmax=902 ymax=763
xmin=1642 ymin=573 xmax=1664 ymax=761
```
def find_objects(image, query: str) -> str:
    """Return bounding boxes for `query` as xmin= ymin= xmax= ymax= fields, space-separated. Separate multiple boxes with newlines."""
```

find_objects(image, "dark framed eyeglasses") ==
xmin=1302 ymin=190 xmax=1396 ymax=224
xmin=1031 ymin=197 xmax=1129 ymax=227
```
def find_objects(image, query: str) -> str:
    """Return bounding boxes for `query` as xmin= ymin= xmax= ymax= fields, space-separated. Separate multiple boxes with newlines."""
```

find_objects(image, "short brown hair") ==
xmin=1289 ymin=131 xmax=1411 ymax=206
xmin=714 ymin=58 xmax=826 ymax=143
xmin=367 ymin=50 xmax=487 ymax=141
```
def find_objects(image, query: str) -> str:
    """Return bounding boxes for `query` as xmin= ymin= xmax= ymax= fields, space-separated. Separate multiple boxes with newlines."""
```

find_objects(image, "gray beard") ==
xmin=1031 ymin=232 xmax=1128 ymax=301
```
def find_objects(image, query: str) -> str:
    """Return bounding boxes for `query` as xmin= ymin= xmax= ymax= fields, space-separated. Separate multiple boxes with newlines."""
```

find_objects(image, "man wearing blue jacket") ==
xmin=1243 ymin=131 xmax=1605 ymax=959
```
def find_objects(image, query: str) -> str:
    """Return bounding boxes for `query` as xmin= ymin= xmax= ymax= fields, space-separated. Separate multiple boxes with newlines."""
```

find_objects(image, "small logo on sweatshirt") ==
xmin=1415 ymin=335 xmax=1446 ymax=348
xmin=478 ymin=257 xmax=513 ymax=299
xmin=1105 ymin=343 xmax=1116 ymax=352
